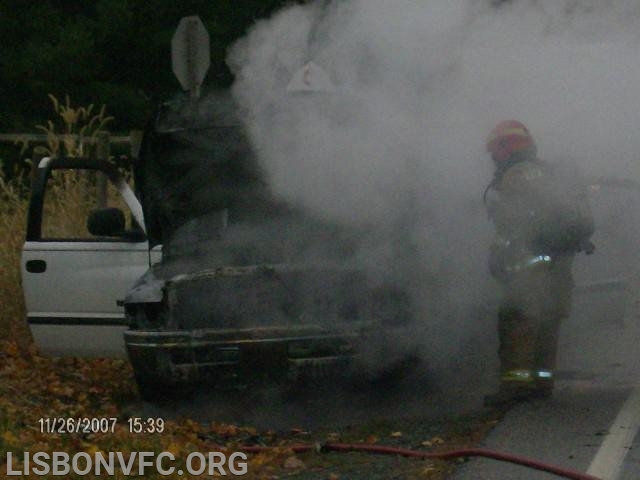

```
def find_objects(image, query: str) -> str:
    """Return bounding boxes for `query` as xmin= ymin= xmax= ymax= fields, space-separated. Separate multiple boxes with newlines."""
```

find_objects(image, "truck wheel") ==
xmin=135 ymin=376 xmax=196 ymax=402
xmin=135 ymin=378 xmax=168 ymax=401
xmin=349 ymin=353 xmax=422 ymax=393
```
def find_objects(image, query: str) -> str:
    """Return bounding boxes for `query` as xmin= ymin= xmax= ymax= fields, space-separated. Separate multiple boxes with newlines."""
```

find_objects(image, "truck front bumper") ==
xmin=124 ymin=325 xmax=369 ymax=388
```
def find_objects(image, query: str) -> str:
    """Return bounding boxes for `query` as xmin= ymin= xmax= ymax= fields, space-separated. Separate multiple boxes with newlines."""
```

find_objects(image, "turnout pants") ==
xmin=498 ymin=255 xmax=574 ymax=388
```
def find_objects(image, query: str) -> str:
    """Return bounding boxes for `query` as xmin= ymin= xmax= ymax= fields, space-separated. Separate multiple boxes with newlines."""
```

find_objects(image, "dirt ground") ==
xmin=122 ymin=375 xmax=503 ymax=479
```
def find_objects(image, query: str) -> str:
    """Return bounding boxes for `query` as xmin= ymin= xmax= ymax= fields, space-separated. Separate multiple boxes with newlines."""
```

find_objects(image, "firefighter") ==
xmin=483 ymin=120 xmax=594 ymax=405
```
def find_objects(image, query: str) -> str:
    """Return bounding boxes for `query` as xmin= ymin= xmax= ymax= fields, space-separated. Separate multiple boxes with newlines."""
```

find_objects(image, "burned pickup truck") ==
xmin=21 ymin=94 xmax=414 ymax=399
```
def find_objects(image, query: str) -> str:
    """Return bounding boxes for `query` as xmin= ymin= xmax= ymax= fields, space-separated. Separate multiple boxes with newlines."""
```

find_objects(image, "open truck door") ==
xmin=21 ymin=157 xmax=155 ymax=358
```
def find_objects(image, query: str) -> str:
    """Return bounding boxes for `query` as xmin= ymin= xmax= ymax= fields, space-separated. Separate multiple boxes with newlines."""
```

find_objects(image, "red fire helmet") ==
xmin=486 ymin=120 xmax=536 ymax=164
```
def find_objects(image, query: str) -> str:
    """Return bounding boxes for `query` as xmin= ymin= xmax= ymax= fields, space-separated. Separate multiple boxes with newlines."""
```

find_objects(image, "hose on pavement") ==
xmin=229 ymin=442 xmax=601 ymax=480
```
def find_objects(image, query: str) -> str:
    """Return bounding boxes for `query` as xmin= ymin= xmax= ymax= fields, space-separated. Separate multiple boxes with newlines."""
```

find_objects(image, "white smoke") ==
xmin=229 ymin=0 xmax=640 ymax=203
xmin=226 ymin=0 xmax=640 ymax=385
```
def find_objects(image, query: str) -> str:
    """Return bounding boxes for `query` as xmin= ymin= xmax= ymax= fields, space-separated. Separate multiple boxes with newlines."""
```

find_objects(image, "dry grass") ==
xmin=0 ymin=171 xmax=30 ymax=343
xmin=34 ymin=94 xmax=114 ymax=158
xmin=40 ymin=170 xmax=101 ymax=238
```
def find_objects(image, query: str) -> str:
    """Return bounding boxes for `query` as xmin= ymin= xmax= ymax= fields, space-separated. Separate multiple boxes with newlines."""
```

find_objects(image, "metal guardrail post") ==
xmin=129 ymin=130 xmax=143 ymax=160
xmin=95 ymin=132 xmax=110 ymax=208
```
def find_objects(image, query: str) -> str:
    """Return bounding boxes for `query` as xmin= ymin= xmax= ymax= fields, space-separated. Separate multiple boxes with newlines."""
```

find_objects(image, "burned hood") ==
xmin=135 ymin=92 xmax=265 ymax=248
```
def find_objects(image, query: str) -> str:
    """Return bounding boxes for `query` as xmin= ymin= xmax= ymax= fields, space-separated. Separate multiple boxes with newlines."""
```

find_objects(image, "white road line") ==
xmin=587 ymin=386 xmax=640 ymax=480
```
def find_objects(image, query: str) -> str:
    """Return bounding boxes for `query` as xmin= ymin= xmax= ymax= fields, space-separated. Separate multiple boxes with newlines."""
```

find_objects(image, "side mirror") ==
xmin=87 ymin=208 xmax=125 ymax=237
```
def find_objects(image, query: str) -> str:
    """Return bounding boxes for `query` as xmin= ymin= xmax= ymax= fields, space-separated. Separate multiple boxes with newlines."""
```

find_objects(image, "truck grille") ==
xmin=166 ymin=267 xmax=370 ymax=330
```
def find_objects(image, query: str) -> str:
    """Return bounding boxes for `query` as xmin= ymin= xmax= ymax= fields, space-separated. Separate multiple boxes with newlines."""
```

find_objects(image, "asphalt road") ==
xmin=450 ymin=273 xmax=640 ymax=480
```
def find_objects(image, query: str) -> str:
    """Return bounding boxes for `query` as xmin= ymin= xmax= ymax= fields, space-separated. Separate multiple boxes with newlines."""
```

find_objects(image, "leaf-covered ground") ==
xmin=0 ymin=339 xmax=501 ymax=479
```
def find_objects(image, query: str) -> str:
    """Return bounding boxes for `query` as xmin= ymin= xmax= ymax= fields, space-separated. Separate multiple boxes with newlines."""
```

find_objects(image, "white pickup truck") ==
xmin=21 ymin=156 xmax=160 ymax=359
xmin=21 ymin=95 xmax=417 ymax=399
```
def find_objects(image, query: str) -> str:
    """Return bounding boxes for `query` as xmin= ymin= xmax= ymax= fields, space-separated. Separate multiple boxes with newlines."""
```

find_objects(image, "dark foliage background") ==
xmin=0 ymin=0 xmax=302 ymax=132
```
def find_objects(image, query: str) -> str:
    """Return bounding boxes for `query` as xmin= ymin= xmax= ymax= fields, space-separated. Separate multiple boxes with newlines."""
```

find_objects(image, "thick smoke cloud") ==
xmin=226 ymin=0 xmax=640 ymax=383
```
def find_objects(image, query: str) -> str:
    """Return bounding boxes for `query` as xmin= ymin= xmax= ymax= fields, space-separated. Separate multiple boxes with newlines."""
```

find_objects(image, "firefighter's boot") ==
xmin=484 ymin=369 xmax=540 ymax=407
xmin=532 ymin=369 xmax=555 ymax=398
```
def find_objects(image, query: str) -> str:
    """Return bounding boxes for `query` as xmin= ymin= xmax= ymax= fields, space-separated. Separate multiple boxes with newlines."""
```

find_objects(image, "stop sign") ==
xmin=171 ymin=15 xmax=210 ymax=96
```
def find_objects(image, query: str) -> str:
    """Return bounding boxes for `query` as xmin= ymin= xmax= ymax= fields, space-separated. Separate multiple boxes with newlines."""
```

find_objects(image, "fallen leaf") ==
xmin=4 ymin=342 xmax=19 ymax=357
xmin=283 ymin=456 xmax=305 ymax=470
xmin=421 ymin=437 xmax=444 ymax=447
xmin=84 ymin=444 xmax=101 ymax=455
xmin=166 ymin=442 xmax=181 ymax=456
xmin=2 ymin=431 xmax=18 ymax=444
xmin=365 ymin=435 xmax=379 ymax=444
xmin=421 ymin=464 xmax=439 ymax=474
xmin=326 ymin=432 xmax=340 ymax=442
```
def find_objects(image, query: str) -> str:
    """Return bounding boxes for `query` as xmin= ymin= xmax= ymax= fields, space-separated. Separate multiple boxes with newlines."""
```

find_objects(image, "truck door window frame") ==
xmin=26 ymin=157 xmax=147 ymax=243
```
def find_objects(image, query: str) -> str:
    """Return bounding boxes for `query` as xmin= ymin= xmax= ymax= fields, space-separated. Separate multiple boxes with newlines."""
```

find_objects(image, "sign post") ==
xmin=171 ymin=15 xmax=210 ymax=100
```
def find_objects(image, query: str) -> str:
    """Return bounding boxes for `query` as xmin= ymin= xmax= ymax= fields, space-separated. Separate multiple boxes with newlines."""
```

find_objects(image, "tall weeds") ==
xmin=0 ymin=171 xmax=30 ymax=342
xmin=35 ymin=94 xmax=114 ymax=158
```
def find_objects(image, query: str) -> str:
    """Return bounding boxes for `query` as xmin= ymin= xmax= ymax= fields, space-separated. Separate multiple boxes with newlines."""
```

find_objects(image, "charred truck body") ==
xmin=127 ymin=95 xmax=415 ymax=396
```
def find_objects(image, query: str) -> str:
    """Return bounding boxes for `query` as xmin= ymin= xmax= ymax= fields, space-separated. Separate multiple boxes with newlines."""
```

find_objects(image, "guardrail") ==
xmin=1 ymin=131 xmax=143 ymax=208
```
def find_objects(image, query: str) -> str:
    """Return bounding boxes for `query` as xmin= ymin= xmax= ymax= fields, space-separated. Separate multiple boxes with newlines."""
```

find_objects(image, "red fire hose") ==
xmin=228 ymin=442 xmax=601 ymax=480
